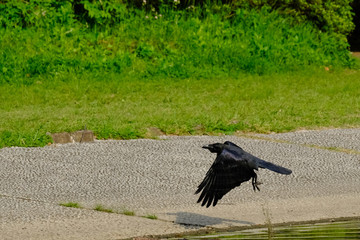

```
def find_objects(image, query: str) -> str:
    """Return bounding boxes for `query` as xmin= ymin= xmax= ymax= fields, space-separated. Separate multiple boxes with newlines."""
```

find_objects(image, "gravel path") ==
xmin=0 ymin=129 xmax=359 ymax=239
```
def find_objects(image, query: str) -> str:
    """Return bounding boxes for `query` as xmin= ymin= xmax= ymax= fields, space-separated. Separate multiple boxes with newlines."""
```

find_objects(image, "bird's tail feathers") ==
xmin=257 ymin=160 xmax=292 ymax=175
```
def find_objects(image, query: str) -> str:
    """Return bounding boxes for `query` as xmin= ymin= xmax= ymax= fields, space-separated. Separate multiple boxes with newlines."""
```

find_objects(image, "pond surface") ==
xmin=182 ymin=220 xmax=360 ymax=240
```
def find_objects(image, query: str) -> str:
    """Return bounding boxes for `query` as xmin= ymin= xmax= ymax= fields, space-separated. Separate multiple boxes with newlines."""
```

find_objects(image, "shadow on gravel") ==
xmin=168 ymin=212 xmax=254 ymax=229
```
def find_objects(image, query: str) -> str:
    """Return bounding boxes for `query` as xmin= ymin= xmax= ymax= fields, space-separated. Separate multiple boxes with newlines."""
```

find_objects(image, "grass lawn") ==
xmin=0 ymin=68 xmax=359 ymax=148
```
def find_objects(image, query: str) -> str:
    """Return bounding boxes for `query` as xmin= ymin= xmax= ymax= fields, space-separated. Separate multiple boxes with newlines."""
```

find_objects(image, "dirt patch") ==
xmin=351 ymin=52 xmax=360 ymax=58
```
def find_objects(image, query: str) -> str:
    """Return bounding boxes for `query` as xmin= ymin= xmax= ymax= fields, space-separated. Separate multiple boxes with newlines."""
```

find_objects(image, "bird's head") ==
xmin=202 ymin=143 xmax=224 ymax=153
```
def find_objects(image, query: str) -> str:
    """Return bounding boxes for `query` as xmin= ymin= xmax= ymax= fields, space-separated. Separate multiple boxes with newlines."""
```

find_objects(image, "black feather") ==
xmin=257 ymin=160 xmax=292 ymax=175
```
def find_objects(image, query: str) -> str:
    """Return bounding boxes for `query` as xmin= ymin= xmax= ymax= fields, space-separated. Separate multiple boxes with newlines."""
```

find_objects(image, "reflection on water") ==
xmin=182 ymin=220 xmax=360 ymax=239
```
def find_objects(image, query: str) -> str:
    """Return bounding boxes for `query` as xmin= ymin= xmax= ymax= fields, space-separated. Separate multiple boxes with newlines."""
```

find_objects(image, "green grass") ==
xmin=59 ymin=202 xmax=82 ymax=208
xmin=121 ymin=208 xmax=135 ymax=216
xmin=143 ymin=214 xmax=158 ymax=220
xmin=94 ymin=204 xmax=114 ymax=213
xmin=0 ymin=68 xmax=359 ymax=148
xmin=1 ymin=4 xmax=358 ymax=148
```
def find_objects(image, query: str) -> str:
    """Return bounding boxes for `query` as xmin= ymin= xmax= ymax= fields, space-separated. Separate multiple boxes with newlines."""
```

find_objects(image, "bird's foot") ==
xmin=252 ymin=177 xmax=261 ymax=191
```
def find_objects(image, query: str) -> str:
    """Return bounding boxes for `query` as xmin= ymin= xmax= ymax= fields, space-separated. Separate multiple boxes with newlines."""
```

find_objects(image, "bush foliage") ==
xmin=1 ymin=0 xmax=355 ymax=35
xmin=0 ymin=0 xmax=356 ymax=85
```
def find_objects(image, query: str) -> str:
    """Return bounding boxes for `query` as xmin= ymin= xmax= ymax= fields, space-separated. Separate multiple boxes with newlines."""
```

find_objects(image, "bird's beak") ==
xmin=202 ymin=145 xmax=210 ymax=149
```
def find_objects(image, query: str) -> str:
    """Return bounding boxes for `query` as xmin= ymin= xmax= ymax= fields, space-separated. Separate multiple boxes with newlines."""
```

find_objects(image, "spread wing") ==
xmin=195 ymin=149 xmax=254 ymax=207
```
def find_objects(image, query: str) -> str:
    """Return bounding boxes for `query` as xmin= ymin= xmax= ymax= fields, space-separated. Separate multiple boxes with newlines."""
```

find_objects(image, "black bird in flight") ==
xmin=196 ymin=141 xmax=292 ymax=207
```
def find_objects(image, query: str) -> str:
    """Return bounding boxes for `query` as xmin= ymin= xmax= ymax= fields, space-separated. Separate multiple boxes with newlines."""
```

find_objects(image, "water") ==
xmin=181 ymin=220 xmax=360 ymax=240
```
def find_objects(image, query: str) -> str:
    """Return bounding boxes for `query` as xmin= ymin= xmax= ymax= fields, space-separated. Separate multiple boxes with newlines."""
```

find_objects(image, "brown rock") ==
xmin=50 ymin=130 xmax=94 ymax=144
xmin=50 ymin=132 xmax=73 ymax=144
xmin=71 ymin=130 xmax=95 ymax=143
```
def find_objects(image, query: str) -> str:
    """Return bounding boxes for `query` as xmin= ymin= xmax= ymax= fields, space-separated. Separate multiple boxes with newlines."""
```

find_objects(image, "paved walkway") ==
xmin=0 ymin=129 xmax=359 ymax=239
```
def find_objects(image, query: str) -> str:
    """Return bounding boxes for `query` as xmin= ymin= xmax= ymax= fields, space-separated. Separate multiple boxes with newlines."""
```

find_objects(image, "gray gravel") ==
xmin=1 ymin=129 xmax=360 ymax=239
xmin=255 ymin=128 xmax=360 ymax=151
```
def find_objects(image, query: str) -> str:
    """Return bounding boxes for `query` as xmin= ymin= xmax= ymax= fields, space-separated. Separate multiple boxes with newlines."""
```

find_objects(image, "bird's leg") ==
xmin=252 ymin=174 xmax=261 ymax=191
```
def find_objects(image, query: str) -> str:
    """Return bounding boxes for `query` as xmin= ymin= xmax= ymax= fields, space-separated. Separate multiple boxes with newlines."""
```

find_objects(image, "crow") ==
xmin=195 ymin=141 xmax=292 ymax=207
